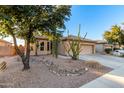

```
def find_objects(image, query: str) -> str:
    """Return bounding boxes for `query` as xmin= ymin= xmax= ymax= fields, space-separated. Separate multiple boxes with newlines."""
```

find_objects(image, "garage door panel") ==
xmin=80 ymin=45 xmax=93 ymax=55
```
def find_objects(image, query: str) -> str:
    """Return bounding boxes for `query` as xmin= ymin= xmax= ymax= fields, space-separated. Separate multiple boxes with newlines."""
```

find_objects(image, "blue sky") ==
xmin=64 ymin=5 xmax=124 ymax=40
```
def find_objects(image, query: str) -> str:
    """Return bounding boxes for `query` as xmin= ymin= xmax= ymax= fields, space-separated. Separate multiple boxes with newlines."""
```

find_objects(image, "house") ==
xmin=30 ymin=36 xmax=52 ymax=55
xmin=30 ymin=35 xmax=96 ymax=56
xmin=95 ymin=40 xmax=116 ymax=53
xmin=95 ymin=40 xmax=108 ymax=53
xmin=58 ymin=35 xmax=96 ymax=56
xmin=96 ymin=40 xmax=124 ymax=53
xmin=0 ymin=39 xmax=16 ymax=56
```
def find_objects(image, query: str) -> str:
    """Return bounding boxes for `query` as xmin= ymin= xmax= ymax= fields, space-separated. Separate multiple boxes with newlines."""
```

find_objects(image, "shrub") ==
xmin=113 ymin=48 xmax=120 ymax=51
xmin=120 ymin=54 xmax=124 ymax=57
xmin=105 ymin=48 xmax=112 ymax=54
xmin=84 ymin=61 xmax=102 ymax=69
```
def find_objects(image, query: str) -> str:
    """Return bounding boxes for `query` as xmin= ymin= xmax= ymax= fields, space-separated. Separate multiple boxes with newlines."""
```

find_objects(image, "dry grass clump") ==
xmin=84 ymin=61 xmax=102 ymax=69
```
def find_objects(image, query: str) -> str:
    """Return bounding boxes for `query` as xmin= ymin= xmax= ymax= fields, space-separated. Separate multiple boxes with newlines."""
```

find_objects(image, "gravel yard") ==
xmin=0 ymin=55 xmax=112 ymax=88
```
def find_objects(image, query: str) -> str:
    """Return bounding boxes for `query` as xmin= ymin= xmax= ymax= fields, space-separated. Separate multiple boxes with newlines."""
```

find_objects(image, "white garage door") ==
xmin=80 ymin=45 xmax=93 ymax=55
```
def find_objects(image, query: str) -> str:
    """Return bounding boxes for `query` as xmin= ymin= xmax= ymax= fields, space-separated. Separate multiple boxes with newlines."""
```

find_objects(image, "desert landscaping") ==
xmin=0 ymin=5 xmax=124 ymax=88
xmin=0 ymin=55 xmax=112 ymax=88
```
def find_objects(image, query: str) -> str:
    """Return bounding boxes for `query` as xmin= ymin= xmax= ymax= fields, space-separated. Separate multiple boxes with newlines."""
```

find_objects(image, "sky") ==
xmin=3 ymin=5 xmax=124 ymax=45
xmin=64 ymin=5 xmax=124 ymax=40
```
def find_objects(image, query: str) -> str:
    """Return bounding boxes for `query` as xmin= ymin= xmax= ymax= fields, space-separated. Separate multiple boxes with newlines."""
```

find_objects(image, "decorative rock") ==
xmin=42 ymin=59 xmax=88 ymax=76
xmin=67 ymin=74 xmax=71 ymax=76
xmin=85 ymin=67 xmax=88 ymax=71
xmin=42 ymin=59 xmax=47 ymax=63
xmin=46 ymin=61 xmax=53 ymax=66
xmin=52 ymin=70 xmax=57 ymax=74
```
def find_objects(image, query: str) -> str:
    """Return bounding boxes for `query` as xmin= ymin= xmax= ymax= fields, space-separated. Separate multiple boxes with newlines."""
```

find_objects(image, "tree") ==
xmin=64 ymin=24 xmax=87 ymax=60
xmin=111 ymin=25 xmax=122 ymax=47
xmin=104 ymin=25 xmax=124 ymax=49
xmin=103 ymin=31 xmax=112 ymax=44
xmin=51 ymin=30 xmax=64 ymax=58
xmin=0 ymin=5 xmax=71 ymax=70
xmin=103 ymin=31 xmax=114 ymax=51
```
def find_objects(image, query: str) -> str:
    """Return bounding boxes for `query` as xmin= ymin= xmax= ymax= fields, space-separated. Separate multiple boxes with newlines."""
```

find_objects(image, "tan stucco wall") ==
xmin=0 ymin=41 xmax=16 ymax=56
xmin=0 ymin=46 xmax=16 ymax=56
xmin=58 ymin=41 xmax=67 ymax=56
xmin=0 ymin=41 xmax=12 ymax=47
xmin=58 ymin=40 xmax=96 ymax=56
xmin=96 ymin=44 xmax=105 ymax=53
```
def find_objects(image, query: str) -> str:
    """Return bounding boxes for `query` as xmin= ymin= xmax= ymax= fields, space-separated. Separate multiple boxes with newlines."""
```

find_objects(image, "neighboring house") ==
xmin=95 ymin=40 xmax=117 ymax=53
xmin=96 ymin=40 xmax=124 ymax=54
xmin=0 ymin=39 xmax=16 ymax=56
xmin=30 ymin=35 xmax=96 ymax=56
xmin=95 ymin=40 xmax=108 ymax=53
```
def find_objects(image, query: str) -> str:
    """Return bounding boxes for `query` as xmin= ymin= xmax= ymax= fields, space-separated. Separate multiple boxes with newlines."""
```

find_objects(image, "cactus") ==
xmin=64 ymin=24 xmax=87 ymax=60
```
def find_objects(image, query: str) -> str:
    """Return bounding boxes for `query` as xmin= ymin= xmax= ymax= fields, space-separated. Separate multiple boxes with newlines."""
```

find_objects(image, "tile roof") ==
xmin=35 ymin=35 xmax=96 ymax=43
xmin=95 ymin=40 xmax=108 ymax=44
xmin=61 ymin=35 xmax=96 ymax=43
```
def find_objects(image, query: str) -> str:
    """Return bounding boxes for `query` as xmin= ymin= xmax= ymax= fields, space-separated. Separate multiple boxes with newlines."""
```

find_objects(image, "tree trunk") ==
xmin=12 ymin=35 xmax=30 ymax=70
xmin=22 ymin=25 xmax=34 ymax=70
xmin=22 ymin=26 xmax=33 ymax=70
xmin=22 ymin=39 xmax=30 ymax=70
xmin=22 ymin=57 xmax=30 ymax=70
xmin=7 ymin=25 xmax=32 ymax=71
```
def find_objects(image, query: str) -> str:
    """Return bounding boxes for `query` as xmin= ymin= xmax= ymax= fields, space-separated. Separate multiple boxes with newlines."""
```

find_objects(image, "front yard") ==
xmin=0 ymin=55 xmax=112 ymax=88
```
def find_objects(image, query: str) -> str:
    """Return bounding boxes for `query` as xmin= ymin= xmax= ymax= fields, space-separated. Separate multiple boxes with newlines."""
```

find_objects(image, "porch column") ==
xmin=44 ymin=41 xmax=47 ymax=52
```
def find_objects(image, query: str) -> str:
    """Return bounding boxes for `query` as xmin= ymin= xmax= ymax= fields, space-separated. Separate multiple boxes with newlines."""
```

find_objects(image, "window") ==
xmin=40 ymin=42 xmax=44 ymax=51
xmin=47 ymin=42 xmax=50 ymax=51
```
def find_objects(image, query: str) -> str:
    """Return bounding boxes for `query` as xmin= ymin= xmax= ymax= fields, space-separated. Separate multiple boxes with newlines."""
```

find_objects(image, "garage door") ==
xmin=80 ymin=45 xmax=93 ymax=55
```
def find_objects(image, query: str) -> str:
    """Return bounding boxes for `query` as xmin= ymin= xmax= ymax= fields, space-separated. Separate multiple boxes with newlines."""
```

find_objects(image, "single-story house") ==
xmin=30 ymin=35 xmax=96 ymax=56
xmin=30 ymin=36 xmax=52 ymax=55
xmin=58 ymin=35 xmax=96 ymax=56
xmin=0 ymin=39 xmax=16 ymax=56
xmin=96 ymin=40 xmax=124 ymax=53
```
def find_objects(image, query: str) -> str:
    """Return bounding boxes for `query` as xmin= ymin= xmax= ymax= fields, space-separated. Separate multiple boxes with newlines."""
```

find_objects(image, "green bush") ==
xmin=113 ymin=48 xmax=120 ymax=50
xmin=105 ymin=48 xmax=112 ymax=54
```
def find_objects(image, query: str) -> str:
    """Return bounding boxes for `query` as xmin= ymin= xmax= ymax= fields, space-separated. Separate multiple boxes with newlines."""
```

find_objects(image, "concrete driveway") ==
xmin=79 ymin=54 xmax=124 ymax=69
xmin=79 ymin=54 xmax=124 ymax=88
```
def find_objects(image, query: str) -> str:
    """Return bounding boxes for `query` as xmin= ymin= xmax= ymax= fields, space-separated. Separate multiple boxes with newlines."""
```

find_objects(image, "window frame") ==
xmin=40 ymin=42 xmax=44 ymax=51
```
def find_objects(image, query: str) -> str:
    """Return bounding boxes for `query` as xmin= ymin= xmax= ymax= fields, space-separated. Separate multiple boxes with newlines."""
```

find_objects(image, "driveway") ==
xmin=79 ymin=54 xmax=124 ymax=88
xmin=79 ymin=54 xmax=124 ymax=69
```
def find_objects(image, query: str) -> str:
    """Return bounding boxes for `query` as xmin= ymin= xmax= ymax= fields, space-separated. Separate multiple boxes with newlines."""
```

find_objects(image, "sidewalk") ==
xmin=80 ymin=65 xmax=124 ymax=88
